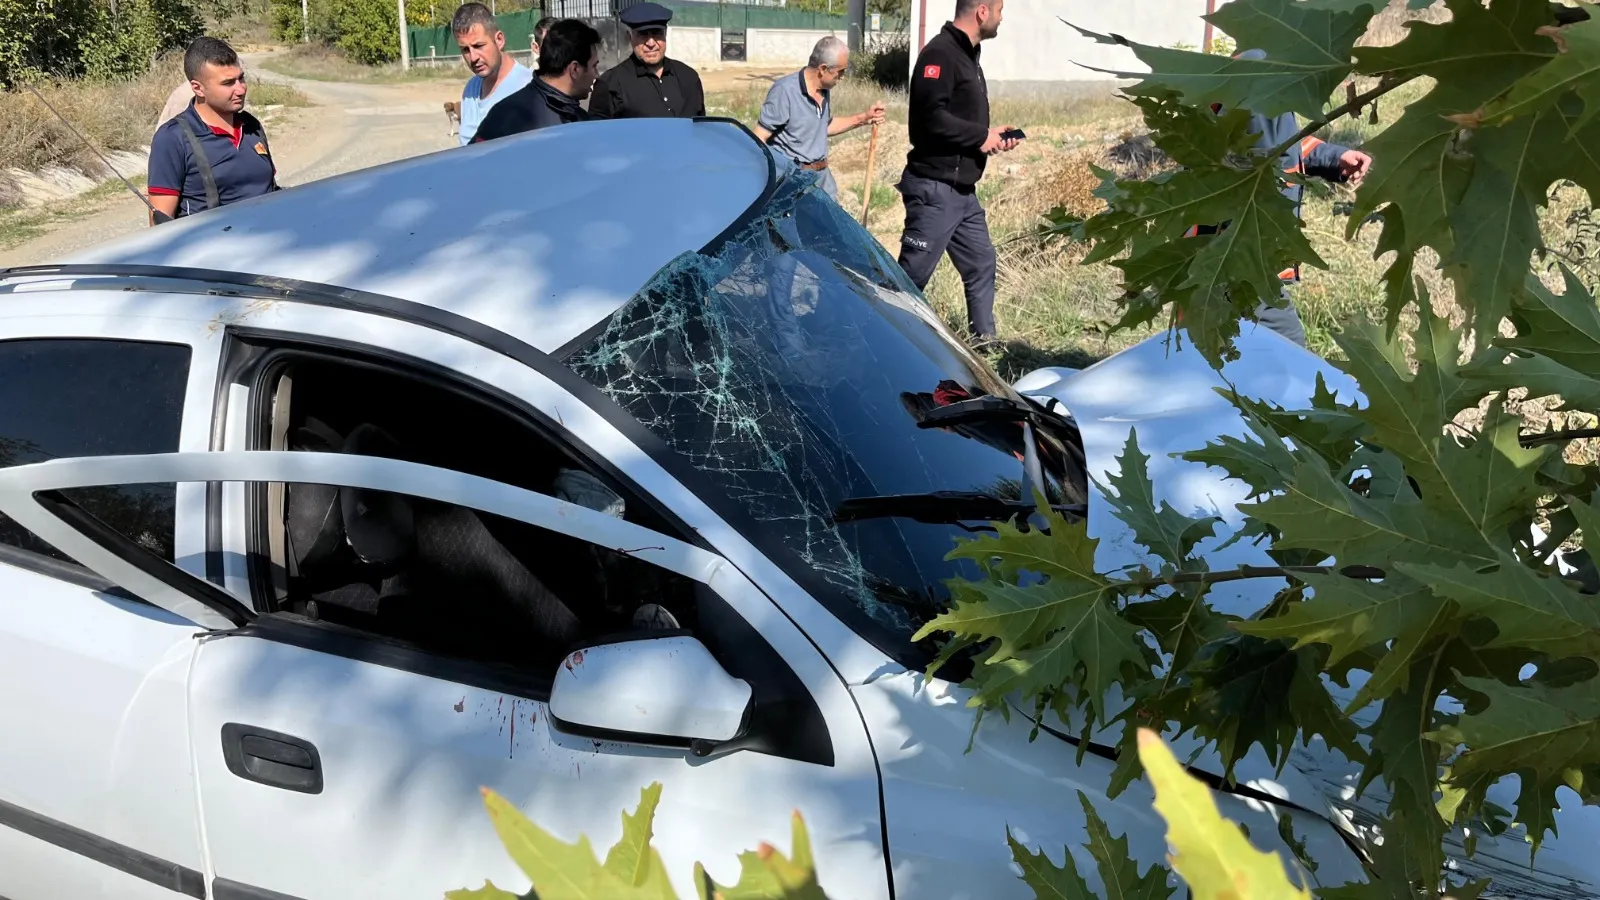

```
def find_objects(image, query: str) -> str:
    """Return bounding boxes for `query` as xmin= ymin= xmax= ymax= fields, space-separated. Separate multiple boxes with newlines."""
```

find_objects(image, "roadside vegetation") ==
xmin=260 ymin=42 xmax=461 ymax=82
xmin=0 ymin=0 xmax=308 ymax=210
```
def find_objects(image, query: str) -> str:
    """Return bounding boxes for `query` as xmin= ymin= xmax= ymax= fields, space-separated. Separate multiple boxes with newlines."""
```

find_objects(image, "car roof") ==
xmin=69 ymin=118 xmax=772 ymax=354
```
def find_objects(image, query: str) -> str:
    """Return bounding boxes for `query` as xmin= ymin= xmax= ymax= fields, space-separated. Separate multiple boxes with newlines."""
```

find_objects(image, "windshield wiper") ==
xmin=915 ymin=395 xmax=1059 ymax=504
xmin=831 ymin=491 xmax=1086 ymax=526
xmin=917 ymin=393 xmax=1078 ymax=434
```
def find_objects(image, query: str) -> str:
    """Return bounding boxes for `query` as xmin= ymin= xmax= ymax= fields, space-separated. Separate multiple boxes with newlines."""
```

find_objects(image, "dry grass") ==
xmin=0 ymin=62 xmax=185 ymax=188
xmin=260 ymin=44 xmax=462 ymax=83
xmin=0 ymin=55 xmax=308 ymax=207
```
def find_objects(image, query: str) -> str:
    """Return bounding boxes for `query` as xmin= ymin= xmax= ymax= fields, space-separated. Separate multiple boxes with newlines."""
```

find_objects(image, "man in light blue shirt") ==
xmin=453 ymin=3 xmax=533 ymax=146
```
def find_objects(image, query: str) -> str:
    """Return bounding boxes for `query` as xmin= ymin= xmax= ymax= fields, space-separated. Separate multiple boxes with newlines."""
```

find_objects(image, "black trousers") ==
xmin=895 ymin=171 xmax=998 ymax=338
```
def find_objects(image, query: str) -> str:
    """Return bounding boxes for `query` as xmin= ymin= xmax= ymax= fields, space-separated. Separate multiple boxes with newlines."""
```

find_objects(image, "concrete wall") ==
xmin=669 ymin=26 xmax=723 ymax=65
xmin=906 ymin=0 xmax=1220 ymax=82
xmin=746 ymin=28 xmax=838 ymax=67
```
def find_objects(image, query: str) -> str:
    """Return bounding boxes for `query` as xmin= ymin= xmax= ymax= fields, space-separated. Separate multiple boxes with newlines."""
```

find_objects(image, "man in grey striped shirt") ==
xmin=753 ymin=36 xmax=885 ymax=200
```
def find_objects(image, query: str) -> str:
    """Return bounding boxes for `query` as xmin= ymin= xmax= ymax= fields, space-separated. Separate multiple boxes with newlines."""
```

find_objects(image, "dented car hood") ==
xmin=1014 ymin=323 xmax=1600 ymax=898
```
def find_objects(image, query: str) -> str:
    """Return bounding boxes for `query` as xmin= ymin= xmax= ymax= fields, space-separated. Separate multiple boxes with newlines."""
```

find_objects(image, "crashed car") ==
xmin=0 ymin=117 xmax=1585 ymax=899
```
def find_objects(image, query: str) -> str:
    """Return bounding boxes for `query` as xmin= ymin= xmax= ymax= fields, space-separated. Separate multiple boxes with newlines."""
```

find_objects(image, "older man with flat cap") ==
xmin=588 ymin=1 xmax=705 ymax=119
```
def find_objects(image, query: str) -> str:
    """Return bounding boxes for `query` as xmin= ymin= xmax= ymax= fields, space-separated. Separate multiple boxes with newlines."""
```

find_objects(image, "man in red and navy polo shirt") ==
xmin=148 ymin=36 xmax=278 ymax=224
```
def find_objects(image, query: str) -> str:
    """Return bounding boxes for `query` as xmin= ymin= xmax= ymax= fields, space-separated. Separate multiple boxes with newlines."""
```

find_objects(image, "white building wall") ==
xmin=746 ymin=28 xmax=840 ymax=67
xmin=668 ymin=26 xmax=722 ymax=65
xmin=907 ymin=0 xmax=1222 ymax=82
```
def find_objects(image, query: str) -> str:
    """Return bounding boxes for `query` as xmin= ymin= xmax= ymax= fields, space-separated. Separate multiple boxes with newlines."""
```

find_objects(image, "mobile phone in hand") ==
xmin=999 ymin=127 xmax=1026 ymax=141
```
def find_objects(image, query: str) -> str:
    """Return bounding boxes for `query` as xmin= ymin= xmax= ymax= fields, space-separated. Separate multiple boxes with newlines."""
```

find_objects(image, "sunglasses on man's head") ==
xmin=634 ymin=27 xmax=666 ymax=40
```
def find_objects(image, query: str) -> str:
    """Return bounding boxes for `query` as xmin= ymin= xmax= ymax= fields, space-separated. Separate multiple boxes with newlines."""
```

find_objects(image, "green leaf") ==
xmin=1446 ymin=114 xmax=1545 ymax=329
xmin=1072 ymin=0 xmax=1375 ymax=119
xmin=603 ymin=783 xmax=673 ymax=896
xmin=1129 ymin=92 xmax=1260 ymax=168
xmin=1504 ymin=267 xmax=1600 ymax=374
xmin=476 ymin=784 xmax=680 ymax=900
xmin=1330 ymin=312 xmax=1482 ymax=502
xmin=1136 ymin=728 xmax=1313 ymax=900
xmin=1346 ymin=0 xmax=1559 ymax=321
xmin=1234 ymin=574 xmax=1442 ymax=696
xmin=1397 ymin=550 xmax=1600 ymax=659
xmin=1126 ymin=587 xmax=1234 ymax=674
xmin=1354 ymin=658 xmax=1449 ymax=888
xmin=1467 ymin=348 xmax=1600 ymax=411
xmin=1008 ymin=796 xmax=1175 ymax=900
xmin=1101 ymin=429 xmax=1222 ymax=566
xmin=1083 ymin=159 xmax=1326 ymax=364
xmin=925 ymin=512 xmax=1156 ymax=724
xmin=1432 ymin=675 xmax=1600 ymax=852
xmin=942 ymin=510 xmax=1106 ymax=587
xmin=698 ymin=812 xmax=827 ymax=900
xmin=1008 ymin=827 xmax=1097 ymax=900
xmin=1178 ymin=635 xmax=1366 ymax=773
xmin=1076 ymin=790 xmax=1176 ymax=900
xmin=1475 ymin=11 xmax=1600 ymax=131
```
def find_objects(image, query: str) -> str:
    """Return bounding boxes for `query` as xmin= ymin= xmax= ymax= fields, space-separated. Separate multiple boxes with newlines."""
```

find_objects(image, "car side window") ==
xmin=0 ymin=339 xmax=190 ymax=571
xmin=249 ymin=352 xmax=698 ymax=672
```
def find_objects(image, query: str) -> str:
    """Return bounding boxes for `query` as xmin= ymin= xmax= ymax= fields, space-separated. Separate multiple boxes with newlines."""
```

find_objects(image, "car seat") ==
xmin=282 ymin=418 xmax=582 ymax=657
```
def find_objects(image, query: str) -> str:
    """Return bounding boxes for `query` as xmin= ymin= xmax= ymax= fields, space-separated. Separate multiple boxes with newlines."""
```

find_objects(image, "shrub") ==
xmin=0 ymin=0 xmax=201 ymax=87
xmin=327 ymin=0 xmax=399 ymax=64
xmin=856 ymin=34 xmax=909 ymax=90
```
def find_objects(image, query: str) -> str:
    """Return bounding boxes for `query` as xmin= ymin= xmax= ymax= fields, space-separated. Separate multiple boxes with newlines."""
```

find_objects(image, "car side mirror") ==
xmin=549 ymin=634 xmax=753 ymax=755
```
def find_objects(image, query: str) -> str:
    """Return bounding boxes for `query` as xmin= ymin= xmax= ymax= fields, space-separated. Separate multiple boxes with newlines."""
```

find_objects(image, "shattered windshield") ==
xmin=567 ymin=172 xmax=1089 ymax=666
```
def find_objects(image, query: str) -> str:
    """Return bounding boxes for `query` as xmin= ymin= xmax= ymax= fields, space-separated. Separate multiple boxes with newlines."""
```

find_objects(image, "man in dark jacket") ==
xmin=1192 ymin=47 xmax=1372 ymax=346
xmin=896 ymin=0 xmax=1020 ymax=344
xmin=588 ymin=3 xmax=706 ymax=120
xmin=472 ymin=19 xmax=601 ymax=142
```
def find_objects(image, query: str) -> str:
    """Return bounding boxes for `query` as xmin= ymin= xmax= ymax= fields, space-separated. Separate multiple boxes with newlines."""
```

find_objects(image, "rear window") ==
xmin=0 ymin=339 xmax=190 ymax=567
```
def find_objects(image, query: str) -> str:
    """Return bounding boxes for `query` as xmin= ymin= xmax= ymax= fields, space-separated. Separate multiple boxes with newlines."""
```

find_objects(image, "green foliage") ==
xmin=933 ymin=2 xmax=1600 ymax=895
xmin=0 ymin=0 xmax=200 ymax=86
xmin=327 ymin=0 xmax=399 ymax=64
xmin=1070 ymin=0 xmax=1378 ymax=121
xmin=455 ymin=783 xmax=828 ymax=900
xmin=1008 ymin=791 xmax=1174 ymax=900
xmin=270 ymin=0 xmax=311 ymax=42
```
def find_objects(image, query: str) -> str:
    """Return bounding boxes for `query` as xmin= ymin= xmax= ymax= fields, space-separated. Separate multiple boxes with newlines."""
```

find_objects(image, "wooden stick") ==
xmin=860 ymin=120 xmax=881 ymax=227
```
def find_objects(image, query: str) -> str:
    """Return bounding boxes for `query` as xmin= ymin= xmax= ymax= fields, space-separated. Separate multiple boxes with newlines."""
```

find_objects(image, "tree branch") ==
xmin=1521 ymin=427 xmax=1600 ymax=447
xmin=1123 ymin=563 xmax=1386 ymax=590
xmin=1268 ymin=74 xmax=1415 ymax=161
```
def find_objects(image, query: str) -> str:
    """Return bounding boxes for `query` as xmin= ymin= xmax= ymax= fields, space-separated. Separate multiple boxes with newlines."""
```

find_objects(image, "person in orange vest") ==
xmin=1186 ymin=47 xmax=1372 ymax=347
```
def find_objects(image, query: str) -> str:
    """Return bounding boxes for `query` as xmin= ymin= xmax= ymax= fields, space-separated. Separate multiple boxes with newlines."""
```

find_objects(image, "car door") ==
xmin=0 ymin=449 xmax=890 ymax=900
xmin=0 ymin=314 xmax=224 ymax=900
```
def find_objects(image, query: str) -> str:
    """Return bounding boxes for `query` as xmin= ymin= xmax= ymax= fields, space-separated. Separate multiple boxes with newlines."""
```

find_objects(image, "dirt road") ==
xmin=0 ymin=59 xmax=788 ymax=268
xmin=0 ymin=61 xmax=462 ymax=267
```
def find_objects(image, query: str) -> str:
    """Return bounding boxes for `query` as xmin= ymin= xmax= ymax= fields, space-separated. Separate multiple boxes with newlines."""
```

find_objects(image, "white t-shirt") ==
xmin=460 ymin=60 xmax=533 ymax=145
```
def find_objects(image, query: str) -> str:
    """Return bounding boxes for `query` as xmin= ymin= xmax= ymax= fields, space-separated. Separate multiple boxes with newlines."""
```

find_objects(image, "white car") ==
xmin=0 ymin=118 xmax=1581 ymax=900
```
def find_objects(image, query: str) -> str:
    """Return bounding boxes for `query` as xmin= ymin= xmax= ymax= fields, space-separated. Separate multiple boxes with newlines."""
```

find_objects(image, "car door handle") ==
xmin=221 ymin=724 xmax=323 ymax=794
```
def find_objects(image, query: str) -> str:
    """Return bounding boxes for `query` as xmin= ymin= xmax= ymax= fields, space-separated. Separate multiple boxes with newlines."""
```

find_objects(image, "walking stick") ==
xmin=860 ymin=120 xmax=881 ymax=227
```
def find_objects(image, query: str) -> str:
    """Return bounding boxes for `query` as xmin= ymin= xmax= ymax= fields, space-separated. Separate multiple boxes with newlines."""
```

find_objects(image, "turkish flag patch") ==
xmin=923 ymin=64 xmax=941 ymax=79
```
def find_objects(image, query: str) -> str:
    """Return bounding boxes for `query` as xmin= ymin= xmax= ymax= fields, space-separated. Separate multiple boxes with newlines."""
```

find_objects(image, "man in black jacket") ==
xmin=897 ymin=0 xmax=1019 ymax=344
xmin=472 ymin=19 xmax=601 ymax=142
xmin=588 ymin=3 xmax=706 ymax=120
